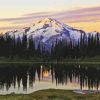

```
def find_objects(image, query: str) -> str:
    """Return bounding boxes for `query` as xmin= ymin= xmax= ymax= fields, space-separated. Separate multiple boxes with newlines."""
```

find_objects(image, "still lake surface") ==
xmin=0 ymin=63 xmax=99 ymax=94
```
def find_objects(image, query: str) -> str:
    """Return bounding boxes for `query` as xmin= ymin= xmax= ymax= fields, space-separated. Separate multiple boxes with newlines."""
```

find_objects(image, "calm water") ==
xmin=0 ymin=64 xmax=100 ymax=94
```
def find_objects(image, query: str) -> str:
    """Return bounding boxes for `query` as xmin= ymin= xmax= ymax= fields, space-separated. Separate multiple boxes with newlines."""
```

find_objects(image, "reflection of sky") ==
xmin=0 ymin=0 xmax=100 ymax=33
xmin=0 ymin=67 xmax=98 ymax=95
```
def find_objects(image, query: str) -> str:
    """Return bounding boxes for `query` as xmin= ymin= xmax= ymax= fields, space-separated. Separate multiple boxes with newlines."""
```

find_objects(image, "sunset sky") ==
xmin=0 ymin=0 xmax=100 ymax=33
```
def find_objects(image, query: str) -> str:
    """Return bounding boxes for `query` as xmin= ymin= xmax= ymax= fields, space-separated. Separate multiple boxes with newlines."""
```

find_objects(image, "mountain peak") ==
xmin=37 ymin=18 xmax=58 ymax=24
xmin=7 ymin=18 xmax=97 ymax=45
xmin=36 ymin=17 xmax=65 ymax=29
xmin=42 ymin=18 xmax=53 ymax=22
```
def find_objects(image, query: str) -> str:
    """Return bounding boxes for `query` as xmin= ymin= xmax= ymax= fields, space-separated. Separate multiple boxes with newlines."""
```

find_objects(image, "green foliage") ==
xmin=0 ymin=89 xmax=100 ymax=100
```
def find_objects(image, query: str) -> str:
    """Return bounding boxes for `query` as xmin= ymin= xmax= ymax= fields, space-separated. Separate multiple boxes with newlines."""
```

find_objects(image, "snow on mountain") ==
xmin=5 ymin=18 xmax=99 ymax=47
xmin=88 ymin=31 xmax=99 ymax=36
xmin=7 ymin=18 xmax=85 ymax=44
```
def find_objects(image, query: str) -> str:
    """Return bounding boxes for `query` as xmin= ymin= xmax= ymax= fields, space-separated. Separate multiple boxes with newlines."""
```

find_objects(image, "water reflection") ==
xmin=0 ymin=64 xmax=99 ymax=94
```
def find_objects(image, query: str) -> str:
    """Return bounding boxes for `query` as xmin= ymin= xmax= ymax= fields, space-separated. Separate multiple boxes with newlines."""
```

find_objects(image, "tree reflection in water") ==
xmin=0 ymin=64 xmax=99 ymax=92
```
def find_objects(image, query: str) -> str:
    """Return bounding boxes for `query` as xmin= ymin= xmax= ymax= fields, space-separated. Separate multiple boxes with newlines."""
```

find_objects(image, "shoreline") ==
xmin=0 ymin=89 xmax=100 ymax=95
xmin=73 ymin=89 xmax=100 ymax=94
xmin=0 ymin=89 xmax=100 ymax=100
xmin=0 ymin=61 xmax=99 ymax=64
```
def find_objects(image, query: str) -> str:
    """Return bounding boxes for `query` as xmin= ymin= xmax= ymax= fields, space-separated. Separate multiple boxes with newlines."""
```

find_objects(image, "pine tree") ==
xmin=21 ymin=33 xmax=27 ymax=58
xmin=28 ymin=36 xmax=35 ymax=57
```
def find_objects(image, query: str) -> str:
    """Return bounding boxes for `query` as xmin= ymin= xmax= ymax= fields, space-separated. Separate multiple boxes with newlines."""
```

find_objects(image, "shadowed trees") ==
xmin=0 ymin=33 xmax=99 ymax=59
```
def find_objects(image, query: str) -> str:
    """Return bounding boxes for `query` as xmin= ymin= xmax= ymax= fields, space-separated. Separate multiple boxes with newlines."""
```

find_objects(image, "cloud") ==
xmin=0 ymin=6 xmax=100 ymax=24
xmin=51 ymin=6 xmax=100 ymax=23
xmin=0 ymin=26 xmax=23 ymax=30
xmin=0 ymin=11 xmax=54 ymax=22
xmin=23 ymin=11 xmax=52 ymax=17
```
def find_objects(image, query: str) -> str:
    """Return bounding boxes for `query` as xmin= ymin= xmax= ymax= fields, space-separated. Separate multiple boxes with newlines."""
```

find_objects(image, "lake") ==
xmin=0 ymin=63 xmax=99 ymax=95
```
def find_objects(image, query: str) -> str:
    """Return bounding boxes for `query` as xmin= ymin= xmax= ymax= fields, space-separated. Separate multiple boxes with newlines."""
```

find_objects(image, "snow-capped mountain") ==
xmin=5 ymin=18 xmax=99 ymax=47
xmin=6 ymin=18 xmax=85 ymax=44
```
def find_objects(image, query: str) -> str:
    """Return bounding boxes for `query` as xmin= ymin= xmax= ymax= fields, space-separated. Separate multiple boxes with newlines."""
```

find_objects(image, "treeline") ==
xmin=52 ymin=33 xmax=100 ymax=59
xmin=0 ymin=33 xmax=99 ymax=59
xmin=0 ymin=34 xmax=47 ymax=58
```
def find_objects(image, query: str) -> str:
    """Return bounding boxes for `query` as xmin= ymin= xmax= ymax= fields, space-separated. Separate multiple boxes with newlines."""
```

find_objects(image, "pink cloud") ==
xmin=0 ymin=6 xmax=100 ymax=30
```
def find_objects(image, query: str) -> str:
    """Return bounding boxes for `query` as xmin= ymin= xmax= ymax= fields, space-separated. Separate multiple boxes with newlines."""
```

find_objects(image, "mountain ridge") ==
xmin=5 ymin=18 xmax=99 ymax=46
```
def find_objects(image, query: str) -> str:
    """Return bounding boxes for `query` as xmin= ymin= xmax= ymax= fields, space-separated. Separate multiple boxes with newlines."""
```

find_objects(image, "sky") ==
xmin=0 ymin=0 xmax=100 ymax=33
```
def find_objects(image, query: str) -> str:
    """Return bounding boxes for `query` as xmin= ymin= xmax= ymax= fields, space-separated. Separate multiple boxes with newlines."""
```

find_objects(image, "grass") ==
xmin=0 ymin=89 xmax=100 ymax=100
xmin=0 ymin=56 xmax=99 ymax=63
xmin=0 ymin=56 xmax=99 ymax=65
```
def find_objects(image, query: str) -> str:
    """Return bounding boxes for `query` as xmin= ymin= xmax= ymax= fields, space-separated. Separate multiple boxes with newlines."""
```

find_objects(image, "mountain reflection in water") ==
xmin=0 ymin=64 xmax=99 ymax=94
